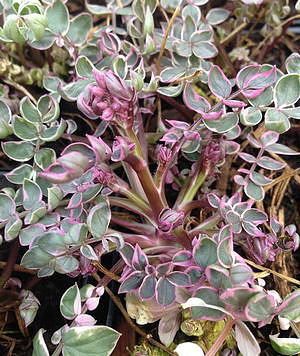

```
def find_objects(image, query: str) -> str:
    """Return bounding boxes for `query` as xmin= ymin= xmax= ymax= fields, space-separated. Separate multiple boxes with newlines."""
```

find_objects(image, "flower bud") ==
xmin=143 ymin=6 xmax=154 ymax=35
xmin=144 ymin=34 xmax=156 ymax=54
xmin=130 ymin=70 xmax=144 ymax=91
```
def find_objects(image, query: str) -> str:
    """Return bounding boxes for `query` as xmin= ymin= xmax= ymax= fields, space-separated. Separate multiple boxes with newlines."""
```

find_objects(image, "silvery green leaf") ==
xmin=38 ymin=95 xmax=60 ymax=123
xmin=20 ymin=96 xmax=41 ymax=123
xmin=265 ymin=108 xmax=290 ymax=133
xmin=3 ymin=14 xmax=26 ymax=44
xmin=5 ymin=164 xmax=33 ymax=184
xmin=19 ymin=290 xmax=40 ymax=327
xmin=248 ymin=86 xmax=274 ymax=107
xmin=192 ymin=41 xmax=218 ymax=59
xmin=240 ymin=107 xmax=262 ymax=126
xmin=0 ymin=99 xmax=11 ymax=123
xmin=244 ymin=181 xmax=264 ymax=201
xmin=23 ymin=179 xmax=42 ymax=210
xmin=39 ymin=119 xmax=67 ymax=141
xmin=46 ymin=0 xmax=69 ymax=35
xmin=48 ymin=186 xmax=64 ymax=211
xmin=60 ymin=283 xmax=81 ymax=320
xmin=270 ymin=334 xmax=300 ymax=355
xmin=30 ymin=28 xmax=55 ymax=50
xmin=274 ymin=74 xmax=300 ymax=108
xmin=157 ymin=83 xmax=183 ymax=97
xmin=160 ymin=66 xmax=186 ymax=83
xmin=55 ymin=255 xmax=79 ymax=274
xmin=12 ymin=115 xmax=39 ymax=140
xmin=62 ymin=326 xmax=121 ymax=356
xmin=19 ymin=224 xmax=45 ymax=246
xmin=24 ymin=201 xmax=47 ymax=224
xmin=286 ymin=53 xmax=300 ymax=74
xmin=21 ymin=246 xmax=53 ymax=269
xmin=34 ymin=148 xmax=56 ymax=170
xmin=208 ymin=65 xmax=232 ymax=99
xmin=67 ymin=13 xmax=92 ymax=46
xmin=23 ymin=13 xmax=47 ymax=40
xmin=206 ymin=8 xmax=230 ymax=26
xmin=174 ymin=40 xmax=192 ymax=57
xmin=60 ymin=79 xmax=94 ymax=101
xmin=80 ymin=245 xmax=98 ymax=260
xmin=0 ymin=193 xmax=15 ymax=221
xmin=75 ymin=56 xmax=94 ymax=79
xmin=204 ymin=112 xmax=239 ymax=133
xmin=182 ymin=5 xmax=201 ymax=24
xmin=32 ymin=329 xmax=49 ymax=356
xmin=2 ymin=140 xmax=34 ymax=162
xmin=113 ymin=56 xmax=127 ymax=79
xmin=87 ymin=196 xmax=111 ymax=238
xmin=4 ymin=215 xmax=22 ymax=241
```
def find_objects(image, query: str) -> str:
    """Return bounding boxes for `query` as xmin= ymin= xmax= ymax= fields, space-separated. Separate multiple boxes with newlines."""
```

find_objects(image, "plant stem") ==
xmin=205 ymin=318 xmax=235 ymax=356
xmin=126 ymin=126 xmax=144 ymax=159
xmin=188 ymin=214 xmax=222 ymax=238
xmin=0 ymin=238 xmax=20 ymax=288
xmin=125 ymin=154 xmax=166 ymax=219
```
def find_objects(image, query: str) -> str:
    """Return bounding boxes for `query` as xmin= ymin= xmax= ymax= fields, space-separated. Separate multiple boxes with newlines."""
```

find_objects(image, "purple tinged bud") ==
xmin=90 ymin=86 xmax=105 ymax=98
xmin=93 ymin=69 xmax=107 ymax=89
xmin=97 ymin=101 xmax=108 ymax=110
xmin=101 ymin=107 xmax=114 ymax=121
xmin=158 ymin=146 xmax=172 ymax=165
xmin=104 ymin=70 xmax=133 ymax=101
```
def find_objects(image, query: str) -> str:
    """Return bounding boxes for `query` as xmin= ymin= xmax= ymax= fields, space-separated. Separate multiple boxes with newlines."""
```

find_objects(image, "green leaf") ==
xmin=34 ymin=148 xmax=56 ymax=170
xmin=204 ymin=112 xmax=239 ymax=133
xmin=67 ymin=13 xmax=92 ymax=46
xmin=30 ymin=28 xmax=55 ymax=50
xmin=3 ymin=14 xmax=26 ymax=44
xmin=60 ymin=283 xmax=81 ymax=320
xmin=274 ymin=74 xmax=300 ymax=108
xmin=21 ymin=246 xmax=53 ymax=269
xmin=240 ymin=107 xmax=262 ymax=126
xmin=38 ymin=95 xmax=60 ymax=123
xmin=24 ymin=202 xmax=47 ymax=225
xmin=32 ymin=329 xmax=49 ymax=356
xmin=194 ymin=238 xmax=218 ymax=268
xmin=157 ymin=83 xmax=183 ymax=97
xmin=0 ymin=193 xmax=15 ymax=221
xmin=46 ymin=0 xmax=69 ymax=35
xmin=20 ymin=96 xmax=41 ymax=123
xmin=244 ymin=181 xmax=264 ymax=201
xmin=60 ymin=79 xmax=94 ymax=101
xmin=62 ymin=325 xmax=121 ymax=356
xmin=23 ymin=13 xmax=47 ymax=40
xmin=23 ymin=179 xmax=42 ymax=210
xmin=6 ymin=164 xmax=33 ymax=184
xmin=2 ymin=141 xmax=35 ymax=162
xmin=206 ymin=8 xmax=230 ymax=26
xmin=270 ymin=334 xmax=300 ymax=355
xmin=286 ymin=53 xmax=300 ymax=75
xmin=55 ymin=255 xmax=79 ymax=274
xmin=12 ymin=115 xmax=39 ymax=140
xmin=0 ymin=99 xmax=11 ymax=122
xmin=39 ymin=119 xmax=67 ymax=141
xmin=80 ymin=245 xmax=98 ymax=260
xmin=19 ymin=224 xmax=45 ymax=246
xmin=87 ymin=196 xmax=111 ymax=238
xmin=48 ymin=186 xmax=64 ymax=211
xmin=265 ymin=108 xmax=290 ymax=133
xmin=38 ymin=231 xmax=67 ymax=256
xmin=4 ymin=215 xmax=22 ymax=241
xmin=76 ymin=56 xmax=94 ymax=78
xmin=192 ymin=41 xmax=218 ymax=59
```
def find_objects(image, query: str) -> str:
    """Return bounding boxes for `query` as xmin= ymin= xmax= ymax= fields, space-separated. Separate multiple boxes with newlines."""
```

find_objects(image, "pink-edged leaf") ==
xmin=234 ymin=174 xmax=246 ymax=186
xmin=201 ymin=109 xmax=224 ymax=120
xmin=245 ymin=292 xmax=276 ymax=322
xmin=235 ymin=321 xmax=260 ymax=356
xmin=277 ymin=289 xmax=300 ymax=321
xmin=183 ymin=82 xmax=211 ymax=114
xmin=244 ymin=181 xmax=265 ymax=201
xmin=257 ymin=156 xmax=286 ymax=170
xmin=226 ymin=211 xmax=242 ymax=233
xmin=118 ymin=271 xmax=145 ymax=293
xmin=156 ymin=262 xmax=173 ymax=276
xmin=249 ymin=171 xmax=272 ymax=186
xmin=132 ymin=244 xmax=148 ymax=270
xmin=193 ymin=238 xmax=218 ymax=268
xmin=242 ymin=208 xmax=268 ymax=225
xmin=230 ymin=263 xmax=254 ymax=285
xmin=242 ymin=87 xmax=265 ymax=99
xmin=67 ymin=192 xmax=83 ymax=209
xmin=227 ymin=192 xmax=242 ymax=206
xmin=85 ymin=297 xmax=100 ymax=311
xmin=186 ymin=266 xmax=203 ymax=284
xmin=246 ymin=66 xmax=277 ymax=89
xmin=218 ymin=224 xmax=232 ymax=242
xmin=222 ymin=99 xmax=246 ymax=108
xmin=246 ymin=134 xmax=262 ymax=148
xmin=166 ymin=120 xmax=190 ymax=130
xmin=191 ymin=287 xmax=227 ymax=321
xmin=238 ymin=152 xmax=257 ymax=163
xmin=207 ymin=193 xmax=220 ymax=208
xmin=260 ymin=131 xmax=279 ymax=147
xmin=155 ymin=277 xmax=176 ymax=306
xmin=120 ymin=243 xmax=135 ymax=266
xmin=74 ymin=314 xmax=97 ymax=326
xmin=224 ymin=140 xmax=240 ymax=154
xmin=172 ymin=250 xmax=193 ymax=266
xmin=205 ymin=265 xmax=232 ymax=289
xmin=217 ymin=236 xmax=233 ymax=268
xmin=242 ymin=221 xmax=265 ymax=237
xmin=167 ymin=272 xmax=191 ymax=287
xmin=208 ymin=65 xmax=232 ymax=99
xmin=139 ymin=274 xmax=156 ymax=300
xmin=158 ymin=312 xmax=181 ymax=347
xmin=220 ymin=287 xmax=259 ymax=318
xmin=265 ymin=143 xmax=300 ymax=155
xmin=160 ymin=130 xmax=182 ymax=143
